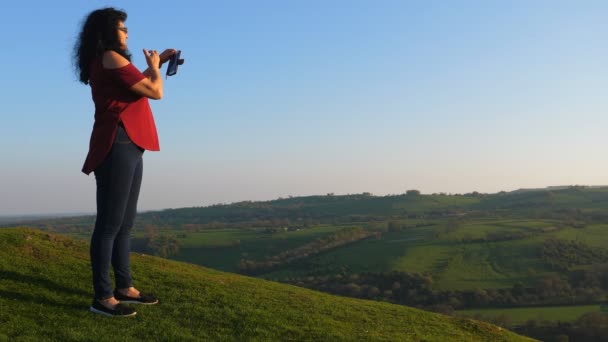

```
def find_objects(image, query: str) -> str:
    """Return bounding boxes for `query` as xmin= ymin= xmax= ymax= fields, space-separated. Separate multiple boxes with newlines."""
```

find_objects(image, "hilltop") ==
xmin=0 ymin=228 xmax=533 ymax=341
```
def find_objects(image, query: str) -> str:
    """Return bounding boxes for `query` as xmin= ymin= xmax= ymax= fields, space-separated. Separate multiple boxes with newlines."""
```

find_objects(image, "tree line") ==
xmin=281 ymin=267 xmax=608 ymax=311
xmin=510 ymin=312 xmax=608 ymax=342
xmin=131 ymin=226 xmax=181 ymax=258
xmin=540 ymin=238 xmax=608 ymax=271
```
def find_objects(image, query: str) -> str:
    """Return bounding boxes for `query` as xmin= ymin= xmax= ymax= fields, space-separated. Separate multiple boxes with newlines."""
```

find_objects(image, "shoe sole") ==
xmin=89 ymin=306 xmax=137 ymax=317
xmin=118 ymin=300 xmax=159 ymax=305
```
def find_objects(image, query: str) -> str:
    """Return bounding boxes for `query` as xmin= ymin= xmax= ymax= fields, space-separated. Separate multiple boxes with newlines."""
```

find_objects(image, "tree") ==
xmin=512 ymin=282 xmax=525 ymax=297
xmin=144 ymin=225 xmax=158 ymax=239
xmin=388 ymin=221 xmax=402 ymax=232
xmin=575 ymin=312 xmax=608 ymax=338
xmin=367 ymin=286 xmax=381 ymax=298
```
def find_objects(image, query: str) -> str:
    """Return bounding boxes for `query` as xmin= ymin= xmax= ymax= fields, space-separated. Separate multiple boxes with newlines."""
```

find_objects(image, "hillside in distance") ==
xmin=0 ymin=228 xmax=533 ymax=341
xmin=13 ymin=186 xmax=608 ymax=232
xmin=144 ymin=185 xmax=608 ymax=222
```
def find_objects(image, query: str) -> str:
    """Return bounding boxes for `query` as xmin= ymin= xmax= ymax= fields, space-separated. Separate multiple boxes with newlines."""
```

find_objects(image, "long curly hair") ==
xmin=73 ymin=7 xmax=132 ymax=85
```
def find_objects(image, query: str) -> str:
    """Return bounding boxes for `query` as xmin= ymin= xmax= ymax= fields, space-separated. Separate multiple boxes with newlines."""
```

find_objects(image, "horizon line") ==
xmin=2 ymin=183 xmax=607 ymax=219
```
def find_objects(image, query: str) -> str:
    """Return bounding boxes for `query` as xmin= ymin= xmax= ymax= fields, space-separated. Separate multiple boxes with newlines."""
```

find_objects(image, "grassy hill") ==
xmin=0 ymin=228 xmax=533 ymax=341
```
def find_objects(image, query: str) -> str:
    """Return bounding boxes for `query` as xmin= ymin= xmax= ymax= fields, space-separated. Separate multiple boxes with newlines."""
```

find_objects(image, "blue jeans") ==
xmin=90 ymin=125 xmax=143 ymax=300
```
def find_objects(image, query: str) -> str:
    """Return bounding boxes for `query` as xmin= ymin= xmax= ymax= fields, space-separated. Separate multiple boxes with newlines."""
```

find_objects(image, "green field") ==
xmin=255 ymin=219 xmax=566 ymax=290
xmin=172 ymin=225 xmax=351 ymax=272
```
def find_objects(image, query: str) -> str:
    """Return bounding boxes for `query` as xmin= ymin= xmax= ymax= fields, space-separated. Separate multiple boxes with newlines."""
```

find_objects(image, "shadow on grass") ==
xmin=0 ymin=270 xmax=90 ymax=310
xmin=0 ymin=289 xmax=85 ymax=311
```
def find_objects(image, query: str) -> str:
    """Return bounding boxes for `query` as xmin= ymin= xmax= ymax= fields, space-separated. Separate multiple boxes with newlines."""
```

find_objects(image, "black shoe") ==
xmin=114 ymin=290 xmax=159 ymax=305
xmin=89 ymin=300 xmax=137 ymax=317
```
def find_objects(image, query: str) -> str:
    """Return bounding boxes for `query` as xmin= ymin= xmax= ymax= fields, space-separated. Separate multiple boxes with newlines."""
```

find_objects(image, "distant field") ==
xmin=172 ymin=225 xmax=351 ymax=272
xmin=178 ymin=229 xmax=257 ymax=248
xmin=551 ymin=224 xmax=608 ymax=247
xmin=430 ymin=237 xmax=554 ymax=290
xmin=441 ymin=219 xmax=559 ymax=242
xmin=457 ymin=305 xmax=602 ymax=324
xmin=263 ymin=226 xmax=436 ymax=278
xmin=262 ymin=219 xmax=564 ymax=289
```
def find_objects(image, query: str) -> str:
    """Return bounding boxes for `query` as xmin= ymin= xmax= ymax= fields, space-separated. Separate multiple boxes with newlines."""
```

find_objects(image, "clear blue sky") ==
xmin=1 ymin=0 xmax=607 ymax=215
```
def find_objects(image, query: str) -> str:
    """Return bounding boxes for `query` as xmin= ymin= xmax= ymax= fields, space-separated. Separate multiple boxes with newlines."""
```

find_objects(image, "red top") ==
xmin=82 ymin=58 xmax=160 ymax=175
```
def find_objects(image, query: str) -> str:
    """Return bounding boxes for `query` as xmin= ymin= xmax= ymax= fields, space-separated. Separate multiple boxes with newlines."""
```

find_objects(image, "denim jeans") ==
xmin=91 ymin=125 xmax=143 ymax=300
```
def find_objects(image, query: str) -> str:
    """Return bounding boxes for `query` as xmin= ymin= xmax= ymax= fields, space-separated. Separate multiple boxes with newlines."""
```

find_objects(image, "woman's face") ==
xmin=117 ymin=21 xmax=128 ymax=50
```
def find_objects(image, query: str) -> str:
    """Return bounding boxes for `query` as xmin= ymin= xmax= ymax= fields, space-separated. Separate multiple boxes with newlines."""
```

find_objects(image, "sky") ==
xmin=1 ymin=0 xmax=607 ymax=215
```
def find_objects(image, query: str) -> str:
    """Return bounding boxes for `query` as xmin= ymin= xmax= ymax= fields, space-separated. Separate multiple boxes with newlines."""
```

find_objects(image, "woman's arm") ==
xmin=135 ymin=67 xmax=163 ymax=100
xmin=103 ymin=50 xmax=163 ymax=100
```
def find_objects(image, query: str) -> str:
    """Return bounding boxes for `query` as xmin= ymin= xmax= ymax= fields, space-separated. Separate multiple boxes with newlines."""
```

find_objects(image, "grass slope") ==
xmin=0 ymin=228 xmax=533 ymax=341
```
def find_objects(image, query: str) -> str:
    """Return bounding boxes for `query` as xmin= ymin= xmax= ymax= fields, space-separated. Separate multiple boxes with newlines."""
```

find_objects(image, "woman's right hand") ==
xmin=143 ymin=49 xmax=161 ymax=70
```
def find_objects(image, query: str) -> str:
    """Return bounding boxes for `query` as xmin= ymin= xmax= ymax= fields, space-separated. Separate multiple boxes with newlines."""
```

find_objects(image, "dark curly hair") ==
xmin=73 ymin=7 xmax=132 ymax=84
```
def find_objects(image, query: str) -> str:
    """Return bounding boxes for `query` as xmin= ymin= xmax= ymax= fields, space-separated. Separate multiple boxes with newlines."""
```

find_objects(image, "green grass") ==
xmin=551 ymin=224 xmax=608 ymax=247
xmin=457 ymin=305 xmax=602 ymax=324
xmin=392 ymin=242 xmax=452 ymax=274
xmin=0 ymin=228 xmax=534 ymax=341
xmin=430 ymin=238 xmax=554 ymax=290
xmin=171 ymin=225 xmax=348 ymax=272
xmin=177 ymin=229 xmax=258 ymax=248
xmin=257 ymin=220 xmax=559 ymax=290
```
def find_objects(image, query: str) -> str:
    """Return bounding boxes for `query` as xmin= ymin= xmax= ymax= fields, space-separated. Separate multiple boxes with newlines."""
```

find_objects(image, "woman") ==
xmin=74 ymin=7 xmax=175 ymax=317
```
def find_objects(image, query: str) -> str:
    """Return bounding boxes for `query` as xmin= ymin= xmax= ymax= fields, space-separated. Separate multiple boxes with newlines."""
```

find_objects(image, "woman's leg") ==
xmin=112 ymin=157 xmax=143 ymax=291
xmin=90 ymin=126 xmax=143 ymax=300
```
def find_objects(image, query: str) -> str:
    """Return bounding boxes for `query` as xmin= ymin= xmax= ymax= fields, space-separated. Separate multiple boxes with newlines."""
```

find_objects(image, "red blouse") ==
xmin=82 ymin=58 xmax=160 ymax=175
